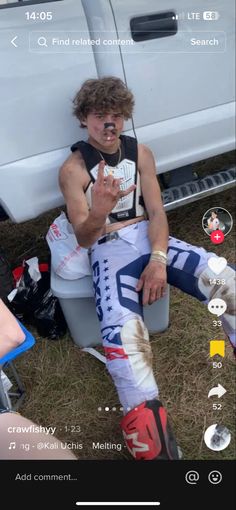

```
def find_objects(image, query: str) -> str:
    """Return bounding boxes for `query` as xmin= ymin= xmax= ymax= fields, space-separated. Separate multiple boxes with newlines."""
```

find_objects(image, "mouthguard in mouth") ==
xmin=104 ymin=122 xmax=116 ymax=130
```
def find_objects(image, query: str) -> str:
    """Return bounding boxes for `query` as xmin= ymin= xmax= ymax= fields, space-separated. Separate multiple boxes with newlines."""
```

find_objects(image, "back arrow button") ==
xmin=11 ymin=36 xmax=18 ymax=47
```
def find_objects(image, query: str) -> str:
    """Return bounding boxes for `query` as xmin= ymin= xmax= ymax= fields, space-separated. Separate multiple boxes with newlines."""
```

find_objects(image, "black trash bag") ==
xmin=10 ymin=260 xmax=67 ymax=339
xmin=34 ymin=289 xmax=67 ymax=340
xmin=10 ymin=262 xmax=50 ymax=324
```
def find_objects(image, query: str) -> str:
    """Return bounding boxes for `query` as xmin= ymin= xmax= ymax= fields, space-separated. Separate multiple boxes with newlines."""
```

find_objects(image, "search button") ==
xmin=185 ymin=471 xmax=200 ymax=485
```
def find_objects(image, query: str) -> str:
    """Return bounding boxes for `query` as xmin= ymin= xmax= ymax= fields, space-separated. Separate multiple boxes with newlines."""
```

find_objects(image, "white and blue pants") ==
xmin=91 ymin=221 xmax=235 ymax=411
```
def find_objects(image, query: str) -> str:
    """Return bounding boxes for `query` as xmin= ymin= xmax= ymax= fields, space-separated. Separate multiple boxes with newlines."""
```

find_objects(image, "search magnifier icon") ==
xmin=37 ymin=37 xmax=48 ymax=47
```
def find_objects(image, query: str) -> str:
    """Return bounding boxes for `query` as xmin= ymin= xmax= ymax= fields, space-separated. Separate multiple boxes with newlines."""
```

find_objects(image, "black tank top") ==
xmin=70 ymin=134 xmax=145 ymax=224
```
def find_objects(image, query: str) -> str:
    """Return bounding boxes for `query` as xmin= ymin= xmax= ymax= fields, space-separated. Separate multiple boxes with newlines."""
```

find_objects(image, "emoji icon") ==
xmin=207 ymin=257 xmax=227 ymax=275
xmin=210 ymin=340 xmax=225 ymax=357
xmin=208 ymin=470 xmax=222 ymax=485
xmin=208 ymin=298 xmax=227 ymax=316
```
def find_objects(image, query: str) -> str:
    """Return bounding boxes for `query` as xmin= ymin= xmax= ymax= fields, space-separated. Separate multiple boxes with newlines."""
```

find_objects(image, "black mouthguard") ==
xmin=104 ymin=122 xmax=115 ymax=129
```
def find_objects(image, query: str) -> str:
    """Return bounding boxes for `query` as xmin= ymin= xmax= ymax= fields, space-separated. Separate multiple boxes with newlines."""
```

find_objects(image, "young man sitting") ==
xmin=59 ymin=76 xmax=235 ymax=461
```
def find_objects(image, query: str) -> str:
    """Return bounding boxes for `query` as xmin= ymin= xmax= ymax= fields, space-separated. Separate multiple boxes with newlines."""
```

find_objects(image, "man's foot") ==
xmin=121 ymin=399 xmax=180 ymax=460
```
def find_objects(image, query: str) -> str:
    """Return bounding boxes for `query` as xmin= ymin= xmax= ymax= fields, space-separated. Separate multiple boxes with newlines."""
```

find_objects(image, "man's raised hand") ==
xmin=91 ymin=160 xmax=136 ymax=218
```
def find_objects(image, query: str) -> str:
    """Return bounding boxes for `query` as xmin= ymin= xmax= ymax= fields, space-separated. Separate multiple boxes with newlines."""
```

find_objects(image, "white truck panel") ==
xmin=0 ymin=0 xmax=97 ymax=165
xmin=112 ymin=0 xmax=235 ymax=122
xmin=138 ymin=102 xmax=235 ymax=173
xmin=0 ymin=127 xmax=135 ymax=223
xmin=0 ymin=0 xmax=235 ymax=222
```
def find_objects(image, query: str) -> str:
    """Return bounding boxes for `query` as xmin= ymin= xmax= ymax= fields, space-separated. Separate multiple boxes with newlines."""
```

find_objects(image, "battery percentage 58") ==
xmin=203 ymin=11 xmax=220 ymax=20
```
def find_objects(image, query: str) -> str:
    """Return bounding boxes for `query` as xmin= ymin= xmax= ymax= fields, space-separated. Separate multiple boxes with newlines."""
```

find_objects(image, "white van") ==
xmin=0 ymin=0 xmax=235 ymax=224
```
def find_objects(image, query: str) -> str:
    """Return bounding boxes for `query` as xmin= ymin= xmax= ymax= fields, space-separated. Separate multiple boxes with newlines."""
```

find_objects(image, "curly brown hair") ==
xmin=72 ymin=76 xmax=134 ymax=127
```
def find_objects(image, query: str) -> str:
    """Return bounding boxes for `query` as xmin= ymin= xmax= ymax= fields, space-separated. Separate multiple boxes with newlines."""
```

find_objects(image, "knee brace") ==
xmin=198 ymin=265 xmax=236 ymax=348
xmin=121 ymin=399 xmax=180 ymax=460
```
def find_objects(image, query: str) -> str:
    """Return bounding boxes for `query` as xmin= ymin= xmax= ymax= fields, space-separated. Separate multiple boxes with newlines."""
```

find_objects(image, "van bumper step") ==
xmin=162 ymin=166 xmax=235 ymax=211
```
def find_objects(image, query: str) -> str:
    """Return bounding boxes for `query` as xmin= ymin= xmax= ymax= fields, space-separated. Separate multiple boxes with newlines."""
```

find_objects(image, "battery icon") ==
xmin=203 ymin=11 xmax=220 ymax=20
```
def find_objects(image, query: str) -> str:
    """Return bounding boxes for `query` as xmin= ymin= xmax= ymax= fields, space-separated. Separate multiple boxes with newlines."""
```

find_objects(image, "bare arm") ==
xmin=59 ymin=153 xmax=106 ymax=247
xmin=136 ymin=144 xmax=169 ymax=304
xmin=138 ymin=144 xmax=169 ymax=252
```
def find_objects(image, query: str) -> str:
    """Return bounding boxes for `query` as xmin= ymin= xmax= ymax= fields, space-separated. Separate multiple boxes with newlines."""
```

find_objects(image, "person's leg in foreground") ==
xmin=0 ymin=299 xmax=25 ymax=358
xmin=0 ymin=301 xmax=77 ymax=460
xmin=0 ymin=411 xmax=77 ymax=460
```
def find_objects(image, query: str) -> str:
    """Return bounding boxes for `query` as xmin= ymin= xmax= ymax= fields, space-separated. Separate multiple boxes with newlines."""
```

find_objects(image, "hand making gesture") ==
xmin=91 ymin=160 xmax=136 ymax=218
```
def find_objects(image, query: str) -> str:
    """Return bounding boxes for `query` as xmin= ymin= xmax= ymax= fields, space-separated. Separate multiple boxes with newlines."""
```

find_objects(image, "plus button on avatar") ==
xmin=210 ymin=230 xmax=225 ymax=244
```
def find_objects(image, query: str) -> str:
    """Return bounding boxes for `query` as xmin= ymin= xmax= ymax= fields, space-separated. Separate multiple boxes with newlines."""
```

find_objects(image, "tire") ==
xmin=0 ymin=249 xmax=14 ymax=304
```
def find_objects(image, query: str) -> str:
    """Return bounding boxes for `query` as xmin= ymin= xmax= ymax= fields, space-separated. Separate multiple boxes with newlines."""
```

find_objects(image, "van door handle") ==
xmin=130 ymin=12 xmax=177 ymax=42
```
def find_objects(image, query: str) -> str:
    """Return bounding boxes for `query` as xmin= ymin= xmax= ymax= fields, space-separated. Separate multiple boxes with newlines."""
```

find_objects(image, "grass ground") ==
xmin=0 ymin=151 xmax=235 ymax=460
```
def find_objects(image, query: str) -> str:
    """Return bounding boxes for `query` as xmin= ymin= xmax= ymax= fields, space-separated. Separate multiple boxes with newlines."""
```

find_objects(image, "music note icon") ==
xmin=9 ymin=442 xmax=16 ymax=450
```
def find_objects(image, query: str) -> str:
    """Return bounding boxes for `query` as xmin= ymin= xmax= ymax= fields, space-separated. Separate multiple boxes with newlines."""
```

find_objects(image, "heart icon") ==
xmin=208 ymin=257 xmax=227 ymax=275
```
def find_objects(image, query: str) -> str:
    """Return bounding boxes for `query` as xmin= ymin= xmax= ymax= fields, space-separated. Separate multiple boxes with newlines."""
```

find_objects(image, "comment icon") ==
xmin=208 ymin=298 xmax=227 ymax=316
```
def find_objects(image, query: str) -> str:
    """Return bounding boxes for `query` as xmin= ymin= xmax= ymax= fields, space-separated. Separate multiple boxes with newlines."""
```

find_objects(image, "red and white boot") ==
xmin=121 ymin=399 xmax=180 ymax=460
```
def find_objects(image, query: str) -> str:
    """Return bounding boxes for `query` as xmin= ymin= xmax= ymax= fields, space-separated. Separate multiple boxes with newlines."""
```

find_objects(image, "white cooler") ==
xmin=51 ymin=268 xmax=170 ymax=348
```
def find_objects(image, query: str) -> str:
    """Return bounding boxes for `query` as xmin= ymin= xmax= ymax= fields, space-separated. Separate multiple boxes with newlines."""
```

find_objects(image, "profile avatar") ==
xmin=204 ymin=423 xmax=231 ymax=451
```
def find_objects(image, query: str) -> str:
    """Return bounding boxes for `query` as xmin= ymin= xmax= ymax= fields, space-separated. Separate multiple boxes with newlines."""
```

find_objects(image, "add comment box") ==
xmin=29 ymin=31 xmax=226 ymax=53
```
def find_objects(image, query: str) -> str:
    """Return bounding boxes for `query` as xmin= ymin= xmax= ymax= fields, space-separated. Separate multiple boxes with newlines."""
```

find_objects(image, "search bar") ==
xmin=29 ymin=31 xmax=134 ymax=53
xmin=29 ymin=30 xmax=226 ymax=53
